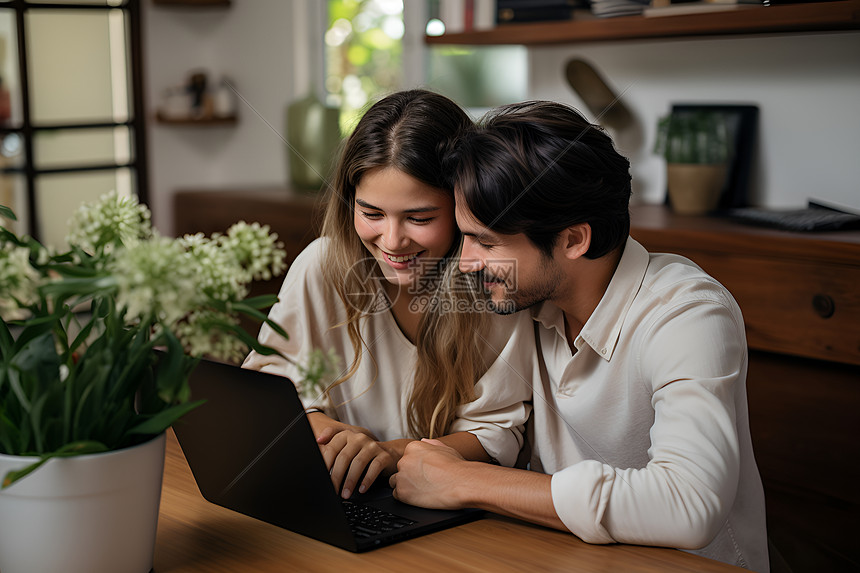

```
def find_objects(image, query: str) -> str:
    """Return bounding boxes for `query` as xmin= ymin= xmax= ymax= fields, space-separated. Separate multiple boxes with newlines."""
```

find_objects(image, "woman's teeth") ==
xmin=386 ymin=252 xmax=419 ymax=263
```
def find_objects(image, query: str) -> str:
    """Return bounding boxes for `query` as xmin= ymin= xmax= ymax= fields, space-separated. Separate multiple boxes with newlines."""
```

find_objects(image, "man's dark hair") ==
xmin=449 ymin=101 xmax=632 ymax=259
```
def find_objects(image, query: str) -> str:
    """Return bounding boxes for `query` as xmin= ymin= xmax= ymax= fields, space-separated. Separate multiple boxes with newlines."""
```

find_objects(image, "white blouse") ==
xmin=243 ymin=237 xmax=534 ymax=467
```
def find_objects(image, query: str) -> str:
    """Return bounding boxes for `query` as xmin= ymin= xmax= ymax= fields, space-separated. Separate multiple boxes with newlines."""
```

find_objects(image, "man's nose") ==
xmin=459 ymin=241 xmax=485 ymax=274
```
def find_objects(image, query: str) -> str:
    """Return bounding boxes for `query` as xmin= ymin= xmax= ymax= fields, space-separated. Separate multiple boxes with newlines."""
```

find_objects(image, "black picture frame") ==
xmin=665 ymin=103 xmax=759 ymax=210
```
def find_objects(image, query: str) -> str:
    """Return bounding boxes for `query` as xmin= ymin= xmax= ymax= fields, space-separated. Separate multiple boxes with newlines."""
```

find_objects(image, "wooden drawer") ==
xmin=630 ymin=205 xmax=860 ymax=366
xmin=639 ymin=248 xmax=860 ymax=365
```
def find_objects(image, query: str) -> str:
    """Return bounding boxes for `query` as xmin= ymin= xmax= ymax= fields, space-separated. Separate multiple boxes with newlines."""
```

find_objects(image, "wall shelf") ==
xmin=155 ymin=112 xmax=237 ymax=126
xmin=425 ymin=0 xmax=860 ymax=45
xmin=152 ymin=0 xmax=231 ymax=7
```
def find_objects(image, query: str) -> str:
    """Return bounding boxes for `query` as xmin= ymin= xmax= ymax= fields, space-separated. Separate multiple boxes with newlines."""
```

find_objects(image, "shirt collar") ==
xmin=531 ymin=236 xmax=649 ymax=361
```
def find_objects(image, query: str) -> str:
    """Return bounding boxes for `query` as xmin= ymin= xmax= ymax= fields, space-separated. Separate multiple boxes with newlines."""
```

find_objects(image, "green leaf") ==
xmin=230 ymin=301 xmax=288 ymax=340
xmin=0 ymin=412 xmax=20 ymax=453
xmin=40 ymin=276 xmax=114 ymax=300
xmin=126 ymin=399 xmax=205 ymax=436
xmin=220 ymin=321 xmax=284 ymax=357
xmin=1 ymin=440 xmax=109 ymax=489
xmin=0 ymin=204 xmax=16 ymax=221
xmin=12 ymin=331 xmax=62 ymax=380
xmin=0 ymin=317 xmax=14 ymax=356
xmin=231 ymin=301 xmax=278 ymax=325
xmin=45 ymin=265 xmax=101 ymax=279
xmin=69 ymin=315 xmax=98 ymax=355
xmin=153 ymin=330 xmax=196 ymax=403
xmin=262 ymin=316 xmax=289 ymax=341
xmin=12 ymin=315 xmax=59 ymax=354
xmin=237 ymin=294 xmax=280 ymax=309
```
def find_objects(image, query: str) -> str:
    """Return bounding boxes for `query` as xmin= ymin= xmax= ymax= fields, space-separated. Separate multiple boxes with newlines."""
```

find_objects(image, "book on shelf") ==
xmin=497 ymin=0 xmax=585 ymax=23
xmin=437 ymin=0 xmax=497 ymax=32
xmin=644 ymin=0 xmax=762 ymax=16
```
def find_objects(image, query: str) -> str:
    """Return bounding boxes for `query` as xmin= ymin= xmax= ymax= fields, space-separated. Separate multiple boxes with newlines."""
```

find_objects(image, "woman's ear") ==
xmin=560 ymin=223 xmax=591 ymax=260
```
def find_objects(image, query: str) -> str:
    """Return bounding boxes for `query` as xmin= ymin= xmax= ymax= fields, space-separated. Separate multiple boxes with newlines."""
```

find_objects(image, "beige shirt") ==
xmin=531 ymin=237 xmax=769 ymax=572
xmin=243 ymin=238 xmax=534 ymax=467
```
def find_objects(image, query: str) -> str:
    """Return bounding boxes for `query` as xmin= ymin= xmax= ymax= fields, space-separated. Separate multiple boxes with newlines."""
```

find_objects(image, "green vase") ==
xmin=286 ymin=94 xmax=341 ymax=192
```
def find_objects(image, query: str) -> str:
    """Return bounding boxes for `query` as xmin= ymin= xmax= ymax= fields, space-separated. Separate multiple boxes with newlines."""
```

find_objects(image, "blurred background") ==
xmin=0 ymin=0 xmax=857 ymax=247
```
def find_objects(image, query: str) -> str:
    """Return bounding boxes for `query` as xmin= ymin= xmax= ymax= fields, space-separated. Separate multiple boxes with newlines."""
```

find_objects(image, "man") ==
xmin=389 ymin=101 xmax=769 ymax=572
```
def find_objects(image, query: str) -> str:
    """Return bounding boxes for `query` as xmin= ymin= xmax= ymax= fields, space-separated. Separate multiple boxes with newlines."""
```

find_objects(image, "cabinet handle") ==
xmin=812 ymin=294 xmax=835 ymax=319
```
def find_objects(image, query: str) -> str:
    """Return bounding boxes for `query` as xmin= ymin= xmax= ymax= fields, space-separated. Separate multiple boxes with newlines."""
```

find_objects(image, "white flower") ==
xmin=174 ymin=309 xmax=248 ymax=363
xmin=179 ymin=233 xmax=247 ymax=301
xmin=66 ymin=190 xmax=152 ymax=255
xmin=112 ymin=236 xmax=199 ymax=326
xmin=217 ymin=221 xmax=287 ymax=282
xmin=298 ymin=348 xmax=342 ymax=404
xmin=0 ymin=242 xmax=40 ymax=316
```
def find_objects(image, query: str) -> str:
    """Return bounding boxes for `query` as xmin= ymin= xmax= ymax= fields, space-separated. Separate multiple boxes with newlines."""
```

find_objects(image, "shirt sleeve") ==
xmin=550 ymin=299 xmax=746 ymax=549
xmin=242 ymin=238 xmax=341 ymax=415
xmin=450 ymin=313 xmax=535 ymax=468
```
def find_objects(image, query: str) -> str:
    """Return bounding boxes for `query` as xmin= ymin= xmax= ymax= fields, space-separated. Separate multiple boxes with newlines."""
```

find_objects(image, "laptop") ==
xmin=171 ymin=358 xmax=483 ymax=552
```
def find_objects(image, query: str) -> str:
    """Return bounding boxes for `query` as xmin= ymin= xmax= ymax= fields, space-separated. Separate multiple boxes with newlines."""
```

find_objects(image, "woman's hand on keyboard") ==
xmin=316 ymin=426 xmax=399 ymax=499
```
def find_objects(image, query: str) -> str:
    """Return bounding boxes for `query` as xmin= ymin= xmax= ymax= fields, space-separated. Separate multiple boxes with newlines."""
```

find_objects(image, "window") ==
xmin=322 ymin=1 xmax=526 ymax=127
xmin=325 ymin=0 xmax=405 ymax=133
xmin=425 ymin=44 xmax=527 ymax=112
xmin=0 ymin=0 xmax=146 ymax=250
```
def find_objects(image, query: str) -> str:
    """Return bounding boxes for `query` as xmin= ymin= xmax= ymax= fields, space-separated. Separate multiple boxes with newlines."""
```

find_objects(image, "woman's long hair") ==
xmin=320 ymin=89 xmax=488 ymax=439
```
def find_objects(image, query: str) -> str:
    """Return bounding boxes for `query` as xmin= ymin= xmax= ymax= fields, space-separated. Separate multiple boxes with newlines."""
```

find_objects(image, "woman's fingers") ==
xmin=357 ymin=456 xmax=388 ymax=495
xmin=316 ymin=425 xmax=338 ymax=445
xmin=320 ymin=431 xmax=394 ymax=498
xmin=342 ymin=450 xmax=391 ymax=499
xmin=324 ymin=431 xmax=367 ymax=491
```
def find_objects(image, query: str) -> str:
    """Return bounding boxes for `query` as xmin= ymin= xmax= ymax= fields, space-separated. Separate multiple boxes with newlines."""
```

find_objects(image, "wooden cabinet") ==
xmin=630 ymin=204 xmax=860 ymax=573
xmin=425 ymin=0 xmax=860 ymax=45
xmin=173 ymin=187 xmax=324 ymax=263
xmin=630 ymin=204 xmax=860 ymax=366
xmin=173 ymin=187 xmax=325 ymax=336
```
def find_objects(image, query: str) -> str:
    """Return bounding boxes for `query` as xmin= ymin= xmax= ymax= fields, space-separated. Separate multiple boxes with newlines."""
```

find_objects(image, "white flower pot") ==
xmin=0 ymin=433 xmax=166 ymax=573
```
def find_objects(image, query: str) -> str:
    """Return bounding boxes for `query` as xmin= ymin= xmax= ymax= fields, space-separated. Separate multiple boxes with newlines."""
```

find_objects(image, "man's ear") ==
xmin=560 ymin=223 xmax=591 ymax=260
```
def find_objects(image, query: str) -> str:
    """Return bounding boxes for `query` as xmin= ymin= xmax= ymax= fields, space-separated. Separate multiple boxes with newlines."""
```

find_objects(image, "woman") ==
xmin=244 ymin=90 xmax=532 ymax=500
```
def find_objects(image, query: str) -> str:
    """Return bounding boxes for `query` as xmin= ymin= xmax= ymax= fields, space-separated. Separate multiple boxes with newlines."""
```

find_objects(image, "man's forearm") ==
xmin=456 ymin=462 xmax=567 ymax=531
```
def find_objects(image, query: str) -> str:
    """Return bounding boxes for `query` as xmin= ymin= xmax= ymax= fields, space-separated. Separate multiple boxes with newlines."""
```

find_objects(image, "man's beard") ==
xmin=481 ymin=264 xmax=561 ymax=315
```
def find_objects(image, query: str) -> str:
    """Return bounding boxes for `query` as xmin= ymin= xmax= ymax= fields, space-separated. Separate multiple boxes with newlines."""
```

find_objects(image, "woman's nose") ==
xmin=382 ymin=221 xmax=410 ymax=251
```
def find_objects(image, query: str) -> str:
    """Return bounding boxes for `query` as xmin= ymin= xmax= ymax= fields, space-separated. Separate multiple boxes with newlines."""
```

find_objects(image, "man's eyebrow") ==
xmin=355 ymin=198 xmax=440 ymax=214
xmin=462 ymin=229 xmax=498 ymax=242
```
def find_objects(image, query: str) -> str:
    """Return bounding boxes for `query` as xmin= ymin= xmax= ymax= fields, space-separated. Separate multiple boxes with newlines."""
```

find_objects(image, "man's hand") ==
xmin=316 ymin=427 xmax=399 ymax=499
xmin=389 ymin=438 xmax=471 ymax=510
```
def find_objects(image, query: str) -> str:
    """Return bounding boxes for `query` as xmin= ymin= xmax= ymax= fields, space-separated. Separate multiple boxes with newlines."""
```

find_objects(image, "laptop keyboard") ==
xmin=342 ymin=500 xmax=416 ymax=538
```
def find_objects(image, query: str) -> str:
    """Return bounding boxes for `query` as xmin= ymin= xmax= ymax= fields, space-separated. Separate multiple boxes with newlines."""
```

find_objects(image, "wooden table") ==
xmin=154 ymin=431 xmax=742 ymax=572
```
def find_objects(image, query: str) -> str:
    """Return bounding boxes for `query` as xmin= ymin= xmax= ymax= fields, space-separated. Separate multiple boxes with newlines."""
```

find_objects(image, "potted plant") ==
xmin=654 ymin=110 xmax=731 ymax=215
xmin=0 ymin=192 xmax=325 ymax=573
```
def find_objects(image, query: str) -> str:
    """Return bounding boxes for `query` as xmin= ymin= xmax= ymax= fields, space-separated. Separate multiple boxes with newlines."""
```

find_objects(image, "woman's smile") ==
xmin=382 ymin=250 xmax=425 ymax=269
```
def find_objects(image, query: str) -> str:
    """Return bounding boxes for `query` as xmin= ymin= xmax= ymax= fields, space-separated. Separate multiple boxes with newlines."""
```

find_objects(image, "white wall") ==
xmin=143 ymin=0 xmax=298 ymax=234
xmin=528 ymin=31 xmax=860 ymax=209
